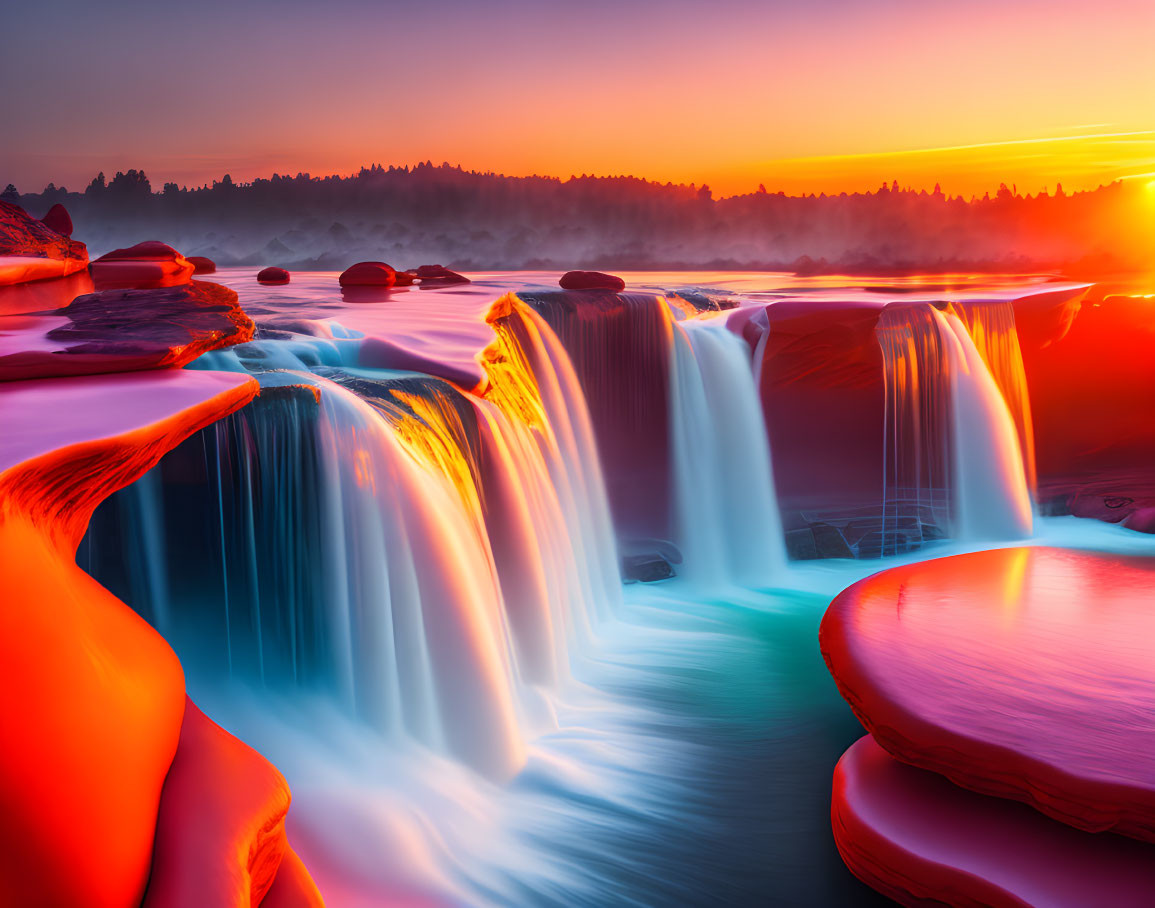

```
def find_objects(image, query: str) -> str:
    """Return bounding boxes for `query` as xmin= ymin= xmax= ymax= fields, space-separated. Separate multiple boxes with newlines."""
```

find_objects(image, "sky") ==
xmin=3 ymin=0 xmax=1154 ymax=197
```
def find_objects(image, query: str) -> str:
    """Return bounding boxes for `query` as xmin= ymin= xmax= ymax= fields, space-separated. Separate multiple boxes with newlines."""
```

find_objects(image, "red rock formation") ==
xmin=0 ymin=200 xmax=89 ymax=285
xmin=143 ymin=699 xmax=321 ymax=908
xmin=91 ymin=241 xmax=194 ymax=289
xmin=833 ymin=735 xmax=1155 ymax=908
xmin=0 ymin=371 xmax=323 ymax=905
xmin=188 ymin=255 xmax=217 ymax=274
xmin=1016 ymin=287 xmax=1155 ymax=524
xmin=40 ymin=203 xmax=74 ymax=237
xmin=559 ymin=270 xmax=625 ymax=291
xmin=0 ymin=372 xmax=255 ymax=905
xmin=339 ymin=261 xmax=396 ymax=287
xmin=258 ymin=266 xmax=291 ymax=285
xmin=0 ymin=281 xmax=255 ymax=381
xmin=821 ymin=547 xmax=1155 ymax=842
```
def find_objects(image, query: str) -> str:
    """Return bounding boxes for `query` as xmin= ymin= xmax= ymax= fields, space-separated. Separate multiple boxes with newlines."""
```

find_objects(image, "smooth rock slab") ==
xmin=0 ymin=281 xmax=254 ymax=380
xmin=833 ymin=735 xmax=1155 ymax=908
xmin=821 ymin=547 xmax=1155 ymax=841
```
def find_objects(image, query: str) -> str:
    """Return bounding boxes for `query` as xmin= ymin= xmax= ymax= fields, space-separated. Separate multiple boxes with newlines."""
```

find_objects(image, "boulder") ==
xmin=821 ymin=547 xmax=1155 ymax=842
xmin=91 ymin=241 xmax=194 ymax=288
xmin=0 ymin=200 xmax=89 ymax=285
xmin=0 ymin=282 xmax=255 ymax=380
xmin=416 ymin=264 xmax=470 ymax=284
xmin=187 ymin=256 xmax=216 ymax=274
xmin=559 ymin=270 xmax=625 ymax=291
xmin=40 ymin=203 xmax=73 ymax=237
xmin=339 ymin=261 xmax=396 ymax=287
xmin=257 ymin=266 xmax=291 ymax=285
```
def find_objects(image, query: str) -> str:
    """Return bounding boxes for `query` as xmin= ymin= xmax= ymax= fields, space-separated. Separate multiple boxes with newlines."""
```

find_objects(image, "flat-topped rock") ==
xmin=821 ymin=547 xmax=1155 ymax=841
xmin=0 ymin=200 xmax=89 ymax=286
xmin=91 ymin=241 xmax=194 ymax=288
xmin=0 ymin=281 xmax=254 ymax=380
xmin=833 ymin=735 xmax=1155 ymax=908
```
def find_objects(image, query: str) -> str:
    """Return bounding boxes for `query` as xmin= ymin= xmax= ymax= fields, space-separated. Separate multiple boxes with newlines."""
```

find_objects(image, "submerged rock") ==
xmin=621 ymin=553 xmax=676 ymax=583
xmin=39 ymin=203 xmax=73 ymax=237
xmin=416 ymin=264 xmax=470 ymax=284
xmin=187 ymin=255 xmax=216 ymax=274
xmin=339 ymin=261 xmax=396 ymax=287
xmin=257 ymin=266 xmax=290 ymax=285
xmin=559 ymin=270 xmax=625 ymax=291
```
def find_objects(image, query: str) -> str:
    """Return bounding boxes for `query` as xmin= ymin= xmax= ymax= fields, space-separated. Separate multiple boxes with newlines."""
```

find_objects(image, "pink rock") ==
xmin=339 ymin=261 xmax=396 ymax=287
xmin=257 ymin=266 xmax=291 ymax=285
xmin=559 ymin=270 xmax=626 ymax=291
xmin=40 ymin=203 xmax=73 ymax=237
xmin=833 ymin=735 xmax=1155 ymax=908
xmin=821 ymin=547 xmax=1155 ymax=842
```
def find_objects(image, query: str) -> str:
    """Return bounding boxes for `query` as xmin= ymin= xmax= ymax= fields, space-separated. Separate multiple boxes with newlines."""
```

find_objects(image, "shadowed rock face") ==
xmin=0 ymin=281 xmax=254 ymax=380
xmin=415 ymin=263 xmax=470 ymax=284
xmin=39 ymin=204 xmax=74 ymax=238
xmin=0 ymin=200 xmax=89 ymax=285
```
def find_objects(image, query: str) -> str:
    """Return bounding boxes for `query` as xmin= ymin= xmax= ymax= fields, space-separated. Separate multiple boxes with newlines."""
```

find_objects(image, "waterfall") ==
xmin=876 ymin=304 xmax=954 ymax=556
xmin=876 ymin=302 xmax=1032 ymax=551
xmin=933 ymin=308 xmax=1034 ymax=541
xmin=81 ymin=307 xmax=623 ymax=780
xmin=946 ymin=300 xmax=1037 ymax=497
xmin=669 ymin=316 xmax=786 ymax=588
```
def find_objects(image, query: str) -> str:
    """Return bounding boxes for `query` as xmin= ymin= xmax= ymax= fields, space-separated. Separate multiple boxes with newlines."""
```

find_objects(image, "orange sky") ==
xmin=3 ymin=0 xmax=1154 ymax=197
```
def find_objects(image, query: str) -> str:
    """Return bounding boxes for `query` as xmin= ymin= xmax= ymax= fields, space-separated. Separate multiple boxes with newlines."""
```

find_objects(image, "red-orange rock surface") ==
xmin=143 ymin=699 xmax=321 ymax=908
xmin=258 ymin=266 xmax=291 ymax=285
xmin=0 ymin=200 xmax=89 ymax=285
xmin=339 ymin=261 xmax=396 ymax=287
xmin=0 ymin=370 xmax=258 ymax=906
xmin=833 ymin=735 xmax=1155 ymax=908
xmin=91 ymin=241 xmax=194 ymax=289
xmin=0 ymin=281 xmax=255 ymax=381
xmin=559 ymin=270 xmax=625 ymax=291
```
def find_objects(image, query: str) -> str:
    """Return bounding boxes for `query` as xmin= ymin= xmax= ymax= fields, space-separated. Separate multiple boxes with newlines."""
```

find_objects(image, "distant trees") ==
xmin=7 ymin=162 xmax=1149 ymax=273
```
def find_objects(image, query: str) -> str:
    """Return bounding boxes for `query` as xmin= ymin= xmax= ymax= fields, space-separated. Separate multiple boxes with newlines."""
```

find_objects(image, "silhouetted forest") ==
xmin=4 ymin=163 xmax=1150 ymax=273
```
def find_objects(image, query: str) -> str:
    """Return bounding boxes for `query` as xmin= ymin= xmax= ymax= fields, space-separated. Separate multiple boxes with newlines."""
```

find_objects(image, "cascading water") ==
xmin=82 ymin=299 xmax=626 ymax=781
xmin=876 ymin=304 xmax=954 ymax=556
xmin=876 ymin=302 xmax=1033 ymax=550
xmin=933 ymin=307 xmax=1034 ymax=541
xmin=669 ymin=315 xmax=786 ymax=588
xmin=947 ymin=300 xmax=1038 ymax=497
